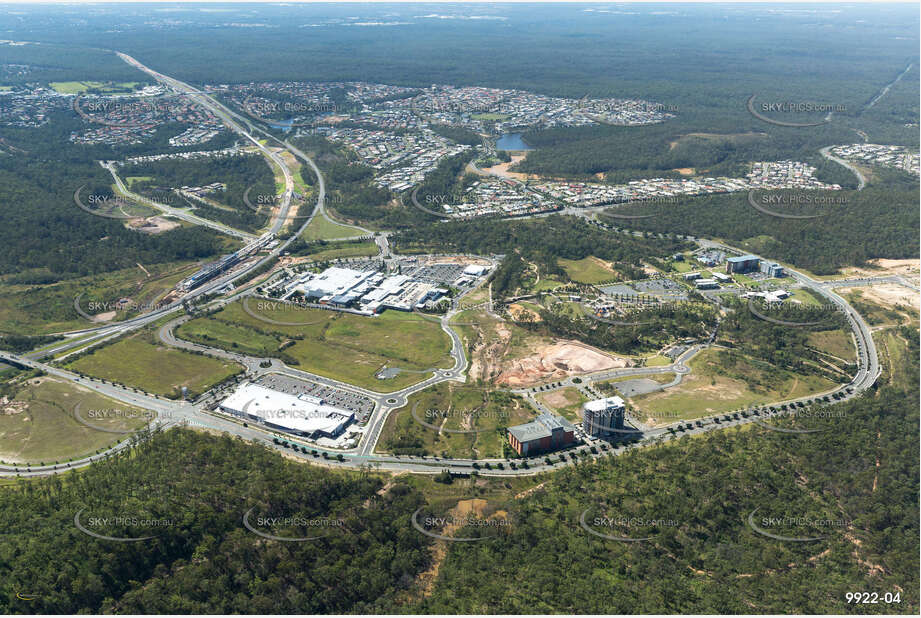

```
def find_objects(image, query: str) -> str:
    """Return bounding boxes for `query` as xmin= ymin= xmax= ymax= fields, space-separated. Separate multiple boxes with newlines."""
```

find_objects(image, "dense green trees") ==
xmin=600 ymin=172 xmax=919 ymax=275
xmin=0 ymin=430 xmax=431 ymax=614
xmin=0 ymin=114 xmax=228 ymax=283
xmin=1 ymin=333 xmax=915 ymax=613
xmin=125 ymin=154 xmax=274 ymax=232
xmin=394 ymin=215 xmax=691 ymax=272
xmin=418 ymin=350 xmax=919 ymax=614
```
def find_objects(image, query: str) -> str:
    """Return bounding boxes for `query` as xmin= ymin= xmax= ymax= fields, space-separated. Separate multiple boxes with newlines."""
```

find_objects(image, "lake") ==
xmin=495 ymin=133 xmax=532 ymax=151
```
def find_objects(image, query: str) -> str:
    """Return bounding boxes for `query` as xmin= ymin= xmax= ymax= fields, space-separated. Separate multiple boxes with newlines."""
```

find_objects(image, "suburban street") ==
xmin=0 ymin=55 xmax=898 ymax=481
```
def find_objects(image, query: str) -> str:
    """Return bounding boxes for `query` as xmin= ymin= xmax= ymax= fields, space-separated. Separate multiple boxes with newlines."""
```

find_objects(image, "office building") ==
xmin=507 ymin=413 xmax=576 ymax=456
xmin=582 ymin=396 xmax=626 ymax=437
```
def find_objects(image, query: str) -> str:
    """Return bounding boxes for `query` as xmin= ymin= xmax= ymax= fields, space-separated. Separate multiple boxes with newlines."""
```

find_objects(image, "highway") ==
xmin=118 ymin=52 xmax=297 ymax=237
xmin=0 ymin=54 xmax=895 ymax=479
xmin=0 ymin=233 xmax=887 ymax=479
xmin=26 ymin=51 xmax=323 ymax=363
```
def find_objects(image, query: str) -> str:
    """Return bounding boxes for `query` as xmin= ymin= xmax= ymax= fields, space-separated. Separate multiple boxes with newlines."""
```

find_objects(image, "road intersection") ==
xmin=0 ymin=53 xmax=898 ymax=479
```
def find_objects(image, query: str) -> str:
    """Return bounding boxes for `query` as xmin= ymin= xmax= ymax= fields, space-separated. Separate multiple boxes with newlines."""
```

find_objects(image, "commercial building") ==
xmin=283 ymin=266 xmax=449 ymax=313
xmin=220 ymin=383 xmax=354 ymax=439
xmin=712 ymin=272 xmax=731 ymax=283
xmin=582 ymin=396 xmax=626 ymax=437
xmin=744 ymin=289 xmax=790 ymax=304
xmin=683 ymin=272 xmax=701 ymax=281
xmin=463 ymin=264 xmax=489 ymax=277
xmin=695 ymin=278 xmax=719 ymax=289
xmin=726 ymin=255 xmax=761 ymax=274
xmin=760 ymin=261 xmax=785 ymax=278
xmin=298 ymin=267 xmax=378 ymax=301
xmin=507 ymin=413 xmax=576 ymax=456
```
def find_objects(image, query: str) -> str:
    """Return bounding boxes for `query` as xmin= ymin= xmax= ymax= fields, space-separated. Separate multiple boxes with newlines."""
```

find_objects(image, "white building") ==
xmin=463 ymin=264 xmax=489 ymax=277
xmin=582 ymin=396 xmax=626 ymax=437
xmin=297 ymin=267 xmax=378 ymax=300
xmin=220 ymin=383 xmax=354 ymax=439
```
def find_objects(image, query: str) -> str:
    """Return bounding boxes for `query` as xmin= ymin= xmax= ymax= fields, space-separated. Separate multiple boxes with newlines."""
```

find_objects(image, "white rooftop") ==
xmin=583 ymin=396 xmax=625 ymax=412
xmin=301 ymin=267 xmax=376 ymax=297
xmin=220 ymin=383 xmax=352 ymax=436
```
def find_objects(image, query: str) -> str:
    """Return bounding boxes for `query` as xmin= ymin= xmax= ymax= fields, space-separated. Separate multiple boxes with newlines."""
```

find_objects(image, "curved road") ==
xmin=820 ymin=145 xmax=867 ymax=191
xmin=0 ymin=55 xmax=891 ymax=479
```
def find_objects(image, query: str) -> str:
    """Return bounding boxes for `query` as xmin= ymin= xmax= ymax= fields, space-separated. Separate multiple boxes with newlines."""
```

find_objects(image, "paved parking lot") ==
xmin=255 ymin=373 xmax=376 ymax=423
xmin=340 ymin=258 xmax=384 ymax=272
xmin=599 ymin=279 xmax=687 ymax=300
xmin=403 ymin=262 xmax=469 ymax=285
xmin=633 ymin=278 xmax=688 ymax=299
xmin=598 ymin=283 xmax=639 ymax=297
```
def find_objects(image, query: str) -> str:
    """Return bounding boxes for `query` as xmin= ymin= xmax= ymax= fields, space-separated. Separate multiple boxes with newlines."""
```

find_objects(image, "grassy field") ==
xmin=301 ymin=216 xmax=365 ymax=241
xmin=788 ymin=287 xmax=826 ymax=306
xmin=176 ymin=318 xmax=280 ymax=358
xmin=0 ymin=260 xmax=201 ymax=336
xmin=529 ymin=277 xmax=565 ymax=292
xmin=537 ymin=386 xmax=587 ymax=422
xmin=807 ymin=329 xmax=856 ymax=362
xmin=731 ymin=273 xmax=756 ymax=286
xmin=125 ymin=176 xmax=153 ymax=187
xmin=0 ymin=376 xmax=151 ymax=464
xmin=176 ymin=300 xmax=454 ymax=391
xmin=474 ymin=113 xmax=511 ymax=121
xmin=601 ymin=372 xmax=676 ymax=386
xmin=378 ymin=382 xmax=534 ymax=459
xmin=643 ymin=354 xmax=673 ymax=367
xmin=629 ymin=348 xmax=838 ymax=422
xmin=50 ymin=81 xmax=139 ymax=94
xmin=557 ymin=256 xmax=617 ymax=284
xmin=67 ymin=335 xmax=243 ymax=399
xmin=304 ymin=241 xmax=379 ymax=261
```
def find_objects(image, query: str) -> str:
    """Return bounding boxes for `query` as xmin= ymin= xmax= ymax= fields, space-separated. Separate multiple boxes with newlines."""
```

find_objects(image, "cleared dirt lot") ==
xmin=838 ymin=258 xmax=919 ymax=281
xmin=839 ymin=283 xmax=919 ymax=311
xmin=496 ymin=340 xmax=630 ymax=387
